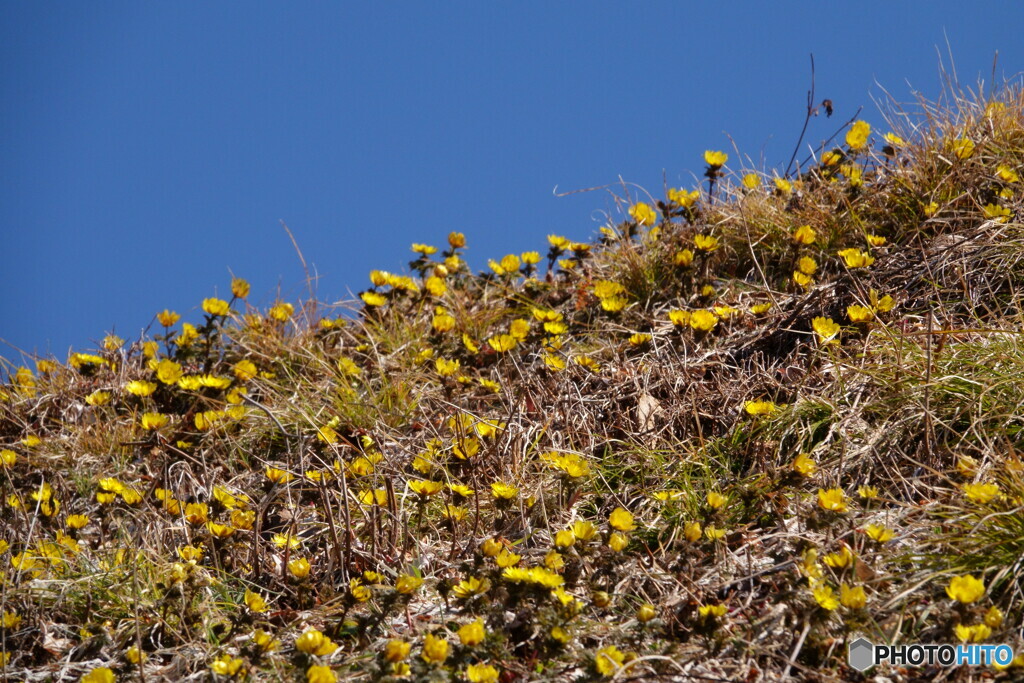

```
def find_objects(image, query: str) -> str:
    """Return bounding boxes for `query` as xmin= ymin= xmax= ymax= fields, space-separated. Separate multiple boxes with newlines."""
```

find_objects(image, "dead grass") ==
xmin=2 ymin=78 xmax=1024 ymax=682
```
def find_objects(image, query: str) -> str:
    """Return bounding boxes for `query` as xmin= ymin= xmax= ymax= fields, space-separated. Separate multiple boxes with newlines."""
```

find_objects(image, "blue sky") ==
xmin=2 ymin=2 xmax=1022 ymax=359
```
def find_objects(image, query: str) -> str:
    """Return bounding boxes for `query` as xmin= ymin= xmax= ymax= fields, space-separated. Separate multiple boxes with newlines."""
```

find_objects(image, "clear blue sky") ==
xmin=3 ymin=2 xmax=1022 ymax=359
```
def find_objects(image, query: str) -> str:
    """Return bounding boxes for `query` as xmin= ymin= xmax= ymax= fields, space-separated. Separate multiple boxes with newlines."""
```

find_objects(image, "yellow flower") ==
xmin=140 ymin=412 xmax=169 ymax=430
xmin=627 ymin=333 xmax=650 ymax=347
xmin=244 ymin=589 xmax=267 ymax=613
xmin=812 ymin=317 xmax=841 ymax=344
xmin=81 ymin=667 xmax=116 ymax=683
xmin=466 ymin=663 xmax=500 ymax=683
xmin=157 ymin=309 xmax=180 ymax=326
xmin=447 ymin=231 xmax=466 ymax=248
xmin=845 ymin=120 xmax=871 ymax=150
xmin=983 ymin=204 xmax=1012 ymax=222
xmin=984 ymin=605 xmax=1004 ymax=628
xmin=66 ymin=514 xmax=89 ymax=529
xmin=1 ymin=611 xmax=21 ymax=629
xmin=955 ymin=623 xmax=992 ymax=643
xmin=842 ymin=305 xmax=874 ymax=325
xmin=793 ymin=271 xmax=813 ymax=288
xmin=689 ymin=310 xmax=718 ymax=332
xmin=155 ymin=359 xmax=183 ymax=385
xmin=409 ymin=480 xmax=443 ymax=497
xmin=693 ymin=234 xmax=719 ymax=252
xmin=745 ymin=303 xmax=770 ymax=317
xmin=487 ymin=334 xmax=518 ymax=353
xmin=674 ymin=249 xmax=694 ymax=266
xmin=774 ymin=177 xmax=793 ymax=194
xmin=704 ymin=150 xmax=728 ymax=167
xmin=230 ymin=277 xmax=250 ymax=299
xmin=946 ymin=574 xmax=985 ymax=603
xmin=452 ymin=576 xmax=491 ymax=600
xmin=608 ymin=506 xmax=635 ymax=531
xmin=265 ymin=466 xmax=294 ymax=484
xmin=419 ymin=275 xmax=446 ymax=298
xmin=202 ymin=297 xmax=230 ymax=316
xmin=592 ymin=280 xmax=624 ymax=300
xmin=594 ymin=645 xmax=626 ymax=675
xmin=458 ymin=619 xmax=486 ymax=646
xmin=432 ymin=311 xmax=456 ymax=333
xmin=361 ymin=291 xmax=387 ymax=307
xmin=744 ymin=400 xmax=777 ymax=416
xmin=494 ymin=549 xmax=521 ymax=568
xmin=288 ymin=557 xmax=311 ymax=580
xmin=295 ymin=628 xmax=338 ymax=656
xmin=963 ymin=482 xmax=1000 ymax=504
xmin=796 ymin=255 xmax=816 ymax=275
xmin=547 ymin=234 xmax=570 ymax=250
xmin=421 ymin=633 xmax=449 ymax=664
xmin=812 ymin=582 xmax=839 ymax=610
xmin=435 ymin=357 xmax=460 ymax=377
xmin=233 ymin=359 xmax=257 ymax=381
xmin=857 ymin=485 xmax=879 ymax=499
xmin=267 ymin=302 xmax=294 ymax=321
xmin=554 ymin=529 xmax=576 ymax=548
xmin=384 ymin=639 xmax=411 ymax=662
xmin=209 ymin=655 xmax=244 ymax=677
xmin=865 ymin=233 xmax=886 ymax=247
xmin=629 ymin=202 xmax=657 ymax=226
xmin=635 ymin=603 xmax=657 ymax=623
xmin=572 ymin=520 xmax=599 ymax=542
xmin=411 ymin=243 xmax=438 ymax=255
xmin=125 ymin=645 xmax=146 ymax=664
xmin=102 ymin=334 xmax=124 ymax=351
xmin=883 ymin=132 xmax=905 ymax=148
xmin=838 ymin=247 xmax=875 ymax=268
xmin=395 ymin=574 xmax=424 ymax=594
xmin=600 ymin=296 xmax=627 ymax=313
xmin=705 ymin=524 xmax=727 ymax=540
xmin=85 ymin=390 xmax=112 ymax=406
xmin=951 ymin=137 xmax=975 ymax=160
xmin=923 ymin=201 xmax=940 ymax=217
xmin=683 ymin=521 xmax=701 ymax=542
xmin=500 ymin=253 xmax=521 ymax=273
xmin=491 ymin=482 xmax=518 ymax=500
xmin=668 ymin=310 xmax=691 ymax=327
xmin=792 ymin=224 xmax=816 ymax=245
xmin=996 ymin=164 xmax=1019 ymax=183
xmin=306 ymin=665 xmax=337 ymax=683
xmin=817 ymin=488 xmax=848 ymax=513
xmin=668 ymin=187 xmax=700 ymax=207
xmin=839 ymin=584 xmax=867 ymax=609
xmin=125 ymin=380 xmax=157 ymax=397
xmin=698 ymin=603 xmax=728 ymax=619
xmin=864 ymin=524 xmax=894 ymax=543
xmin=792 ymin=453 xmax=817 ymax=476
xmin=706 ymin=491 xmax=726 ymax=509
xmin=741 ymin=173 xmax=760 ymax=189
xmin=821 ymin=150 xmax=843 ymax=166
xmin=608 ymin=531 xmax=629 ymax=552
xmin=509 ymin=318 xmax=531 ymax=340
xmin=822 ymin=546 xmax=854 ymax=569
xmin=350 ymin=578 xmax=373 ymax=601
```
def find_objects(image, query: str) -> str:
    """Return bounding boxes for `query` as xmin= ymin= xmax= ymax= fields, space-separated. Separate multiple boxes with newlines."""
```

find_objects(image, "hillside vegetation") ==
xmin=3 ymin=83 xmax=1024 ymax=682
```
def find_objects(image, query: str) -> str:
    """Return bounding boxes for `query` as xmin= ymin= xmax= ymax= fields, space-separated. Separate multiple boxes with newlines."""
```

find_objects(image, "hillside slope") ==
xmin=3 ymin=85 xmax=1024 ymax=682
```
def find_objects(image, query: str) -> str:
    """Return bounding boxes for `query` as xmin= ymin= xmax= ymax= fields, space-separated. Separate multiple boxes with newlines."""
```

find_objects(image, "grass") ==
xmin=3 ymin=78 xmax=1024 ymax=681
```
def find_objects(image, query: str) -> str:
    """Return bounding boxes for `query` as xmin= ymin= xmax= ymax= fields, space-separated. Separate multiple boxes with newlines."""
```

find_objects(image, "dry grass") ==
xmin=2 ymin=81 xmax=1024 ymax=682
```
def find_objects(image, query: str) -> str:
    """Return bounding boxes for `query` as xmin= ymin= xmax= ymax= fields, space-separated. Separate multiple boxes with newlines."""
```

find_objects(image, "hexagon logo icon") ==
xmin=848 ymin=637 xmax=875 ymax=672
